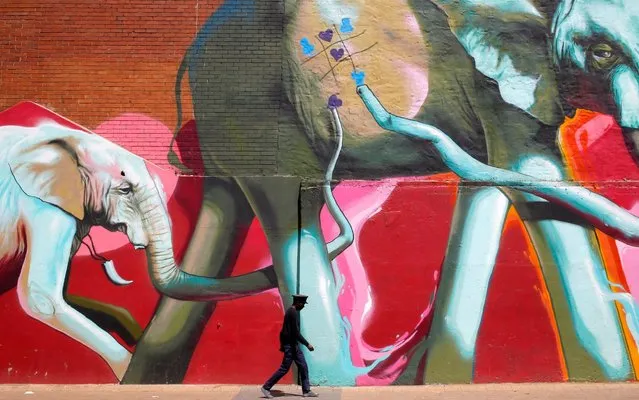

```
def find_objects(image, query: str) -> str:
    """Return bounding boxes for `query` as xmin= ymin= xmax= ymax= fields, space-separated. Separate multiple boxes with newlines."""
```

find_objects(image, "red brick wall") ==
xmin=0 ymin=0 xmax=223 ymax=164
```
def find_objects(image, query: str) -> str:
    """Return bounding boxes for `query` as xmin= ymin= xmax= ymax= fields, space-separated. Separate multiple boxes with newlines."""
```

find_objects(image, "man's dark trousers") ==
xmin=263 ymin=344 xmax=310 ymax=393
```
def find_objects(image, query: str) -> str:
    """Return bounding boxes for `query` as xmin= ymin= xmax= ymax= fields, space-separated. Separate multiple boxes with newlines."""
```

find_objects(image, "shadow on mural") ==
xmin=3 ymin=0 xmax=639 ymax=386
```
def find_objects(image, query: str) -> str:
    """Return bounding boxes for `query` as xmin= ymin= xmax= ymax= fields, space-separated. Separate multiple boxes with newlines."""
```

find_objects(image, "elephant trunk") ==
xmin=139 ymin=186 xmax=275 ymax=301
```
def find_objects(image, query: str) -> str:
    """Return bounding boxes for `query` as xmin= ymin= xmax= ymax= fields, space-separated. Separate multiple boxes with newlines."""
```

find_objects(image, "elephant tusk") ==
xmin=103 ymin=260 xmax=133 ymax=286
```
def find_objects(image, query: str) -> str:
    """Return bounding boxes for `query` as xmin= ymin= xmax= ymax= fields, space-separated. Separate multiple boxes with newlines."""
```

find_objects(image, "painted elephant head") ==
xmin=434 ymin=0 xmax=639 ymax=132
xmin=7 ymin=123 xmax=216 ymax=300
xmin=553 ymin=0 xmax=639 ymax=129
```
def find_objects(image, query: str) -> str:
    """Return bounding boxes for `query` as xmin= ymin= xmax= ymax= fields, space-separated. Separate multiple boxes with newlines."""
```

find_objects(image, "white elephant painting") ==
xmin=0 ymin=121 xmax=187 ymax=380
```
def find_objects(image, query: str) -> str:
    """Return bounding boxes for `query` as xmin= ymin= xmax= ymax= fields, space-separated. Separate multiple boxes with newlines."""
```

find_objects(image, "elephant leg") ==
xmin=519 ymin=217 xmax=631 ymax=380
xmin=516 ymin=205 xmax=633 ymax=380
xmin=358 ymin=85 xmax=636 ymax=381
xmin=65 ymin=295 xmax=142 ymax=346
xmin=122 ymin=177 xmax=255 ymax=384
xmin=415 ymin=185 xmax=511 ymax=384
xmin=510 ymin=156 xmax=632 ymax=381
xmin=236 ymin=176 xmax=366 ymax=386
xmin=18 ymin=205 xmax=131 ymax=381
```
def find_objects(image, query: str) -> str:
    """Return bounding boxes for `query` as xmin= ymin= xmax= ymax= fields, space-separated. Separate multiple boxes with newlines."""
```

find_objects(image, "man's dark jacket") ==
xmin=279 ymin=306 xmax=309 ymax=351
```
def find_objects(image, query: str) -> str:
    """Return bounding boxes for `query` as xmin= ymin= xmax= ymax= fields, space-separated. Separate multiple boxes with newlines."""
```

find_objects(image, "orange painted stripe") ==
xmin=559 ymin=110 xmax=639 ymax=379
xmin=506 ymin=209 xmax=569 ymax=381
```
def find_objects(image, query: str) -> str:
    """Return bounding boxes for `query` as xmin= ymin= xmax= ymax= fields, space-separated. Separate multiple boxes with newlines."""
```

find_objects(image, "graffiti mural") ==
xmin=2 ymin=0 xmax=639 ymax=387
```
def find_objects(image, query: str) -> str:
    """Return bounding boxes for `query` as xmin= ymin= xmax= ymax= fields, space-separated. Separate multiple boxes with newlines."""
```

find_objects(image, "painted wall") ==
xmin=2 ymin=0 xmax=639 ymax=386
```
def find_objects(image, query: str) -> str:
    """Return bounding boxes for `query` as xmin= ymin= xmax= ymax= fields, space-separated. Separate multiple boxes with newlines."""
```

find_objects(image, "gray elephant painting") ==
xmin=163 ymin=0 xmax=639 ymax=385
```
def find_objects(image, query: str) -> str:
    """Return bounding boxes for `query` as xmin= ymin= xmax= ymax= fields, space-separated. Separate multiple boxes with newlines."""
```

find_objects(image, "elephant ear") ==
xmin=9 ymin=125 xmax=85 ymax=220
xmin=432 ymin=0 xmax=564 ymax=126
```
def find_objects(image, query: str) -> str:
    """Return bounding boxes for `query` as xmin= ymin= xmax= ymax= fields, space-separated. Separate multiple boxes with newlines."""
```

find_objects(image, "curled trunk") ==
xmin=138 ymin=187 xmax=277 ymax=301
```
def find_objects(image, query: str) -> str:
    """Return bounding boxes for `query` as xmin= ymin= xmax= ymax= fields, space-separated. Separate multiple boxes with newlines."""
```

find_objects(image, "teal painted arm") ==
xmin=357 ymin=84 xmax=639 ymax=245
xmin=324 ymin=108 xmax=355 ymax=258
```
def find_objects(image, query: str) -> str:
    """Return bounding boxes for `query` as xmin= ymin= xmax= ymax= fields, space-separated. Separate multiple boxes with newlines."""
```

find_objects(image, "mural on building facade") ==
xmin=3 ymin=0 xmax=639 ymax=386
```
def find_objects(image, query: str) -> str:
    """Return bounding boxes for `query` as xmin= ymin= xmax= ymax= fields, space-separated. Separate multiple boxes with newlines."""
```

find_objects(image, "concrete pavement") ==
xmin=0 ymin=383 xmax=638 ymax=400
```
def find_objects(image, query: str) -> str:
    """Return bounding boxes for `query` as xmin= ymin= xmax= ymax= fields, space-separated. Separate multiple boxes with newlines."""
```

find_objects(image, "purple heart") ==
xmin=319 ymin=29 xmax=334 ymax=42
xmin=328 ymin=94 xmax=343 ymax=109
xmin=330 ymin=48 xmax=345 ymax=61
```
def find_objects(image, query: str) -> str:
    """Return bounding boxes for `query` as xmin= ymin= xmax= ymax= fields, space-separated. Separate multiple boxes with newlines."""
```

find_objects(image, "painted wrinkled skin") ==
xmin=437 ymin=0 xmax=639 ymax=131
xmin=414 ymin=0 xmax=639 ymax=383
xmin=552 ymin=0 xmax=639 ymax=130
xmin=167 ymin=0 xmax=639 ymax=384
xmin=357 ymin=80 xmax=639 ymax=378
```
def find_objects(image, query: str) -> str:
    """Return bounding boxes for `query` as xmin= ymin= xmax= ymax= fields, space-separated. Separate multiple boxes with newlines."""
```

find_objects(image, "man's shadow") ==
xmin=265 ymin=390 xmax=303 ymax=398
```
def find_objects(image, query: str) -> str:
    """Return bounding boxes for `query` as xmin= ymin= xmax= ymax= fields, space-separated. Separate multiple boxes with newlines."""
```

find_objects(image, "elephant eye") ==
xmin=117 ymin=186 xmax=132 ymax=195
xmin=589 ymin=43 xmax=620 ymax=70
xmin=594 ymin=49 xmax=612 ymax=59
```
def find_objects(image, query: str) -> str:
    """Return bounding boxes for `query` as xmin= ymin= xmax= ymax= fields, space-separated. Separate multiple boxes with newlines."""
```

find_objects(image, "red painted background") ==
xmin=2 ymin=0 xmax=638 ymax=386
xmin=0 ymin=102 xmax=564 ymax=384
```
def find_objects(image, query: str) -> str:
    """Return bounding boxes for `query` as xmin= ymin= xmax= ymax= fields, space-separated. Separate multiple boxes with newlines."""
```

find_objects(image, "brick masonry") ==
xmin=0 ymin=0 xmax=222 ymax=169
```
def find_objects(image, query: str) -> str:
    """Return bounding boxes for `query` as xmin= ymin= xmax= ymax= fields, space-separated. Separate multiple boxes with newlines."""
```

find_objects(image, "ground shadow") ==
xmin=267 ymin=389 xmax=303 ymax=397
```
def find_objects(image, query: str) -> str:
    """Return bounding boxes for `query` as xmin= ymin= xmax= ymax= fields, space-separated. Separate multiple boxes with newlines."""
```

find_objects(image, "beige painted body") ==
xmin=293 ymin=0 xmax=430 ymax=138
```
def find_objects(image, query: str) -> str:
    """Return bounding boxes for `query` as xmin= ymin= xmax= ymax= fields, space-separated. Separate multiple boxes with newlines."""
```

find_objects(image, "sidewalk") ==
xmin=0 ymin=383 xmax=638 ymax=400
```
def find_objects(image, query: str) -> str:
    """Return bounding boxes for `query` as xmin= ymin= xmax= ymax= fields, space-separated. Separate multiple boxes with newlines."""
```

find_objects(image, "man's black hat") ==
xmin=293 ymin=294 xmax=308 ymax=304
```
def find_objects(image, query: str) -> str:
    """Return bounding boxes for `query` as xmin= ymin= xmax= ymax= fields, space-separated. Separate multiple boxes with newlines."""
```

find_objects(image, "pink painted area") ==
xmin=572 ymin=114 xmax=616 ymax=151
xmin=356 ymin=298 xmax=436 ymax=386
xmin=320 ymin=180 xmax=396 ymax=364
xmin=320 ymin=177 xmax=438 ymax=384
xmin=94 ymin=113 xmax=176 ymax=170
xmin=616 ymin=202 xmax=639 ymax=299
xmin=0 ymin=102 xmax=92 ymax=132
xmin=404 ymin=11 xmax=421 ymax=37
xmin=392 ymin=59 xmax=429 ymax=119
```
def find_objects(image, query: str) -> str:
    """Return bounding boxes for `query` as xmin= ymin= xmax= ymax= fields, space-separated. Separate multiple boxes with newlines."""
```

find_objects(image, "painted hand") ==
xmin=351 ymin=70 xmax=366 ymax=86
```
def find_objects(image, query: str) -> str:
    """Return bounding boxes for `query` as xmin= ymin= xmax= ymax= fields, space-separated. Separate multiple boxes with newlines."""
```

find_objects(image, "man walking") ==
xmin=261 ymin=294 xmax=318 ymax=398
